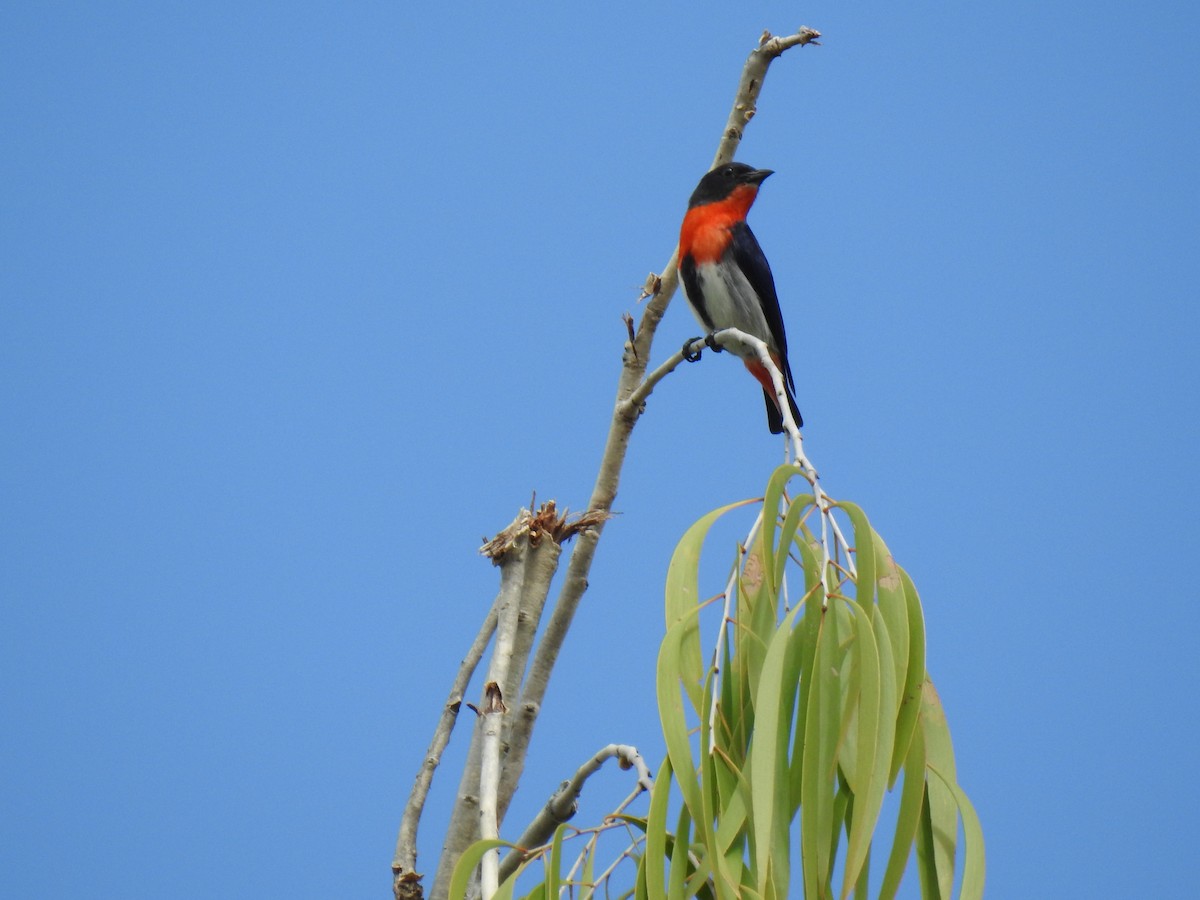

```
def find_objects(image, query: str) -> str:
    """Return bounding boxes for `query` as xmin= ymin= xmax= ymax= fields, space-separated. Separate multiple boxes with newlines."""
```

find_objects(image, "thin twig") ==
xmin=711 ymin=28 xmax=823 ymax=168
xmin=498 ymin=745 xmax=653 ymax=884
xmin=478 ymin=533 xmax=527 ymax=898
xmin=708 ymin=508 xmax=765 ymax=754
xmin=619 ymin=340 xmax=698 ymax=416
xmin=701 ymin=326 xmax=860 ymax=605
xmin=573 ymin=832 xmax=647 ymax=893
xmin=391 ymin=588 xmax=503 ymax=886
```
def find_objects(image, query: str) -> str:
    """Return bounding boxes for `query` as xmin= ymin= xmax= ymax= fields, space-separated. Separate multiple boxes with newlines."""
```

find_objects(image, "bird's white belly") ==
xmin=688 ymin=262 xmax=773 ymax=358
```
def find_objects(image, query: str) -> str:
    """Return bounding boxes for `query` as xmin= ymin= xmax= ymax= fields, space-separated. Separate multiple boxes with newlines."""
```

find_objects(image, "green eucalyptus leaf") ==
xmin=666 ymin=498 xmax=758 ymax=706
xmin=890 ymin=568 xmax=927 ymax=785
xmin=921 ymin=680 xmax=959 ymax=900
xmin=928 ymin=765 xmax=986 ymax=900
xmin=840 ymin=598 xmax=881 ymax=897
xmin=879 ymin=718 xmax=927 ymax=899
xmin=447 ymin=839 xmax=513 ymax=900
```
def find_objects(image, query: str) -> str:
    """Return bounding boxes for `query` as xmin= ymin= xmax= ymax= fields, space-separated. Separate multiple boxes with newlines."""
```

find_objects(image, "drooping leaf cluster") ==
xmin=644 ymin=465 xmax=984 ymax=899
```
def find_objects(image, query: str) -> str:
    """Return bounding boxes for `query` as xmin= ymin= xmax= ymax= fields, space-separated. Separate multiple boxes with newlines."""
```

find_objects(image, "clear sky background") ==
xmin=3 ymin=2 xmax=1197 ymax=898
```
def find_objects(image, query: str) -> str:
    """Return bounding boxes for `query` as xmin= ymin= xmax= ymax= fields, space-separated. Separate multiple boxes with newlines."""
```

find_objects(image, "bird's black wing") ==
xmin=728 ymin=221 xmax=803 ymax=429
xmin=727 ymin=221 xmax=789 ymax=360
xmin=678 ymin=253 xmax=714 ymax=332
xmin=727 ymin=220 xmax=800 ymax=413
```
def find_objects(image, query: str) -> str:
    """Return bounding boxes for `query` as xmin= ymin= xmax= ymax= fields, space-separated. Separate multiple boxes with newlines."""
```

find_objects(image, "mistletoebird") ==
xmin=678 ymin=162 xmax=802 ymax=434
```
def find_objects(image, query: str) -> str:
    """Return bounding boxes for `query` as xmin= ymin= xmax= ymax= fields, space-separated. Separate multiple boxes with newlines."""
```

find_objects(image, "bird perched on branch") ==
xmin=678 ymin=162 xmax=802 ymax=433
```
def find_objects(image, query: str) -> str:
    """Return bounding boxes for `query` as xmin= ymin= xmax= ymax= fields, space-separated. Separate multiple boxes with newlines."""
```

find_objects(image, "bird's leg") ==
xmin=704 ymin=332 xmax=725 ymax=353
xmin=682 ymin=337 xmax=705 ymax=363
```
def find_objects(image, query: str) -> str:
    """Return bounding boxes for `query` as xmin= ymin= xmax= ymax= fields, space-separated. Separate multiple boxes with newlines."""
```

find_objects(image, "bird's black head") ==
xmin=687 ymin=162 xmax=774 ymax=208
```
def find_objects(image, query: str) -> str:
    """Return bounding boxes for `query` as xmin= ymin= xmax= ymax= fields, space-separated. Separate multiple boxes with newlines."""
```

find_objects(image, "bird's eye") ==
xmin=723 ymin=166 xmax=735 ymax=176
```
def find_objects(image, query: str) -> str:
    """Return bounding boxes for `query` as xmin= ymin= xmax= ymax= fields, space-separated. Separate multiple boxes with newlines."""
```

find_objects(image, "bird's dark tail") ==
xmin=745 ymin=355 xmax=803 ymax=434
xmin=764 ymin=385 xmax=803 ymax=434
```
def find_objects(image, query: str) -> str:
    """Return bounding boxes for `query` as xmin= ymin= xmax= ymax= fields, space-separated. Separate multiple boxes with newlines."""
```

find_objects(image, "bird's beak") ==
xmin=745 ymin=168 xmax=774 ymax=184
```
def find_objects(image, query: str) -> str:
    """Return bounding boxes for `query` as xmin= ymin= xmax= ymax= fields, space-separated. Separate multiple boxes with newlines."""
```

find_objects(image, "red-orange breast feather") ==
xmin=678 ymin=185 xmax=760 ymax=264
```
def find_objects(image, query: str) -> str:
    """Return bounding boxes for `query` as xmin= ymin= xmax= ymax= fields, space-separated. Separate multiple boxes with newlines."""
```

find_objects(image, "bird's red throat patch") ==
xmin=679 ymin=185 xmax=759 ymax=264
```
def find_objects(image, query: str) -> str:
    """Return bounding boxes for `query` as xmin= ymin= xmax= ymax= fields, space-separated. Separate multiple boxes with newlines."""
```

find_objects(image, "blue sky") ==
xmin=2 ymin=1 xmax=1197 ymax=897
